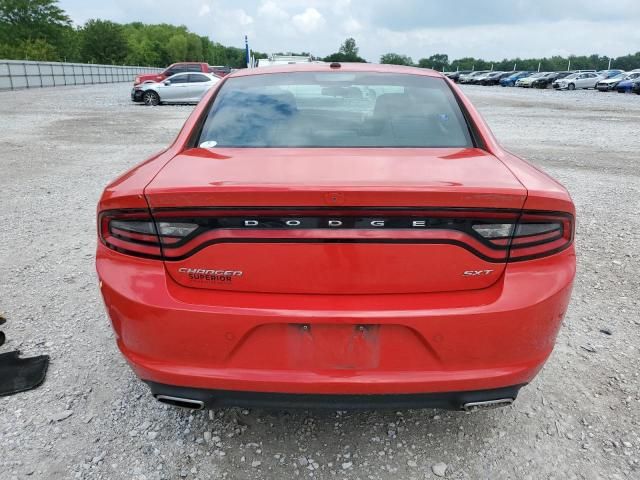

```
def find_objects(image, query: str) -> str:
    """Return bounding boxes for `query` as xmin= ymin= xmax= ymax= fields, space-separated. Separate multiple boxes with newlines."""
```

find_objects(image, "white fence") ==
xmin=0 ymin=60 xmax=163 ymax=90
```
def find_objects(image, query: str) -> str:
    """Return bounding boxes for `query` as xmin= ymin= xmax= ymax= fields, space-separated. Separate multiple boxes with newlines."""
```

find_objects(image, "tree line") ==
xmin=378 ymin=51 xmax=640 ymax=72
xmin=326 ymin=39 xmax=640 ymax=72
xmin=1 ymin=2 xmax=639 ymax=72
xmin=333 ymin=40 xmax=640 ymax=72
xmin=0 ymin=0 xmax=266 ymax=67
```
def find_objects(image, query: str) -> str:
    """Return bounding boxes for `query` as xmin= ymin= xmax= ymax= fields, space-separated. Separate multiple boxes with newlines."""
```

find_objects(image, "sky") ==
xmin=57 ymin=0 xmax=640 ymax=62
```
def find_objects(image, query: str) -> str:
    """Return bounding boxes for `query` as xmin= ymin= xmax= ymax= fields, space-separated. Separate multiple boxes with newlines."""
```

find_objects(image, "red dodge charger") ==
xmin=97 ymin=63 xmax=575 ymax=410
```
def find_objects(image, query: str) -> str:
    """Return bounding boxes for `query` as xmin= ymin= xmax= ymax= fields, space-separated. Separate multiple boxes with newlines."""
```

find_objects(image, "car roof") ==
xmin=227 ymin=62 xmax=445 ymax=79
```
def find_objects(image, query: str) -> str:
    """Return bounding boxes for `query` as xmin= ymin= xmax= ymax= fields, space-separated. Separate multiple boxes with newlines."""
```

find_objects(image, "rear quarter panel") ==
xmin=447 ymin=79 xmax=574 ymax=214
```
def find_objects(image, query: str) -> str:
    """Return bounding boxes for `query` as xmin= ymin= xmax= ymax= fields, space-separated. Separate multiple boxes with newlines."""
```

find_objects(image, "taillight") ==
xmin=98 ymin=208 xmax=573 ymax=262
xmin=472 ymin=212 xmax=573 ymax=261
xmin=99 ymin=210 xmax=199 ymax=259
xmin=507 ymin=212 xmax=574 ymax=261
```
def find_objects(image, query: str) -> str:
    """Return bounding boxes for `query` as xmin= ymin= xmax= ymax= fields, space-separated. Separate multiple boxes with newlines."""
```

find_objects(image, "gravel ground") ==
xmin=0 ymin=83 xmax=639 ymax=480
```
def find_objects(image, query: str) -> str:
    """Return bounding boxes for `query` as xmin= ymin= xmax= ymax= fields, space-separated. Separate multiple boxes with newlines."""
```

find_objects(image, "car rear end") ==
xmin=97 ymin=65 xmax=575 ymax=410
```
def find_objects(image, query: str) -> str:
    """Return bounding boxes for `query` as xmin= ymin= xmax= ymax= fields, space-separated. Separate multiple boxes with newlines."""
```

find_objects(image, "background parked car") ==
xmin=131 ymin=72 xmax=219 ymax=106
xmin=481 ymin=71 xmax=514 ymax=85
xmin=133 ymin=62 xmax=212 ymax=86
xmin=209 ymin=65 xmax=231 ymax=77
xmin=500 ymin=71 xmax=533 ymax=87
xmin=597 ymin=69 xmax=625 ymax=79
xmin=515 ymin=72 xmax=548 ymax=87
xmin=632 ymin=79 xmax=640 ymax=94
xmin=596 ymin=72 xmax=632 ymax=91
xmin=459 ymin=71 xmax=490 ymax=84
xmin=615 ymin=76 xmax=639 ymax=93
xmin=531 ymin=71 xmax=569 ymax=89
xmin=444 ymin=70 xmax=473 ymax=82
xmin=553 ymin=72 xmax=602 ymax=90
xmin=469 ymin=71 xmax=503 ymax=84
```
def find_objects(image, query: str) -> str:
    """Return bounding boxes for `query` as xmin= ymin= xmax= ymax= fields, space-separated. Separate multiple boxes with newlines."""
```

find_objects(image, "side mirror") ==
xmin=163 ymin=80 xmax=171 ymax=86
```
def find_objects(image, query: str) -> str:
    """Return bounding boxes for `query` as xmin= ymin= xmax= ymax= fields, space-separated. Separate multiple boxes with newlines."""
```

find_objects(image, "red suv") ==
xmin=97 ymin=63 xmax=575 ymax=411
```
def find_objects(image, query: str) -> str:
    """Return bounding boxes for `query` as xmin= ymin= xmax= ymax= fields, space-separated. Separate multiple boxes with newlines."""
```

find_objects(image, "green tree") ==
xmin=19 ymin=37 xmax=57 ymax=59
xmin=0 ymin=37 xmax=57 ymax=59
xmin=0 ymin=0 xmax=74 ymax=59
xmin=57 ymin=25 xmax=80 ymax=61
xmin=0 ymin=0 xmax=70 ymax=42
xmin=80 ymin=19 xmax=127 ymax=64
xmin=186 ymin=34 xmax=202 ymax=61
xmin=339 ymin=37 xmax=358 ymax=57
xmin=449 ymin=57 xmax=490 ymax=71
xmin=418 ymin=53 xmax=449 ymax=71
xmin=323 ymin=37 xmax=366 ymax=63
xmin=166 ymin=34 xmax=188 ymax=62
xmin=125 ymin=35 xmax=161 ymax=66
xmin=380 ymin=53 xmax=413 ymax=66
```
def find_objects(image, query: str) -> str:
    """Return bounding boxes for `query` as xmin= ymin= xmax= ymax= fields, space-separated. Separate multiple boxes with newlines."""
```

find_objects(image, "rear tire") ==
xmin=568 ymin=83 xmax=575 ymax=91
xmin=143 ymin=91 xmax=160 ymax=106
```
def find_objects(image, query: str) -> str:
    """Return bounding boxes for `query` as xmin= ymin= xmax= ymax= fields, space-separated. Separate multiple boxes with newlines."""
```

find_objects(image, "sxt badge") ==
xmin=463 ymin=270 xmax=494 ymax=276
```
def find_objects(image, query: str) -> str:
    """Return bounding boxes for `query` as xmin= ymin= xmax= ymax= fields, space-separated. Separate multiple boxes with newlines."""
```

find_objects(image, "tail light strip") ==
xmin=98 ymin=208 xmax=574 ymax=262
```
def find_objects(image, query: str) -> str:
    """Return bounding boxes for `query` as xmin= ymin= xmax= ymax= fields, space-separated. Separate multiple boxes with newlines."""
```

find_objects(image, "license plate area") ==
xmin=227 ymin=323 xmax=437 ymax=371
xmin=287 ymin=324 xmax=381 ymax=370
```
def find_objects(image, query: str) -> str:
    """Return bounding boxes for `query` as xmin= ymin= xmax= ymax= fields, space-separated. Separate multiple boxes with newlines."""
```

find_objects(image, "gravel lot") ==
xmin=0 ymin=83 xmax=639 ymax=480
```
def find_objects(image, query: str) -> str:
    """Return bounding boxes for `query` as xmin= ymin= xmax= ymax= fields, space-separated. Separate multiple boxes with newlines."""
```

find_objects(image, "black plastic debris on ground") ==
xmin=0 ymin=315 xmax=50 ymax=397
xmin=0 ymin=351 xmax=49 ymax=397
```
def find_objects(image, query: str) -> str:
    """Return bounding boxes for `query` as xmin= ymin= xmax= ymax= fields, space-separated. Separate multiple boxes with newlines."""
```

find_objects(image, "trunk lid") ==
xmin=145 ymin=147 xmax=526 ymax=294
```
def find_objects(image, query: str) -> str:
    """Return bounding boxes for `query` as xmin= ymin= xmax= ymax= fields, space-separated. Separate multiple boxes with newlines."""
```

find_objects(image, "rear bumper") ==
xmin=147 ymin=381 xmax=524 ymax=410
xmin=97 ymin=245 xmax=575 ymax=397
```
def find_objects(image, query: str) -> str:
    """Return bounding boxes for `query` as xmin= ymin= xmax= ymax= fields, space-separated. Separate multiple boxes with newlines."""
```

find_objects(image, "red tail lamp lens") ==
xmin=508 ymin=213 xmax=573 ymax=261
xmin=99 ymin=210 xmax=198 ymax=259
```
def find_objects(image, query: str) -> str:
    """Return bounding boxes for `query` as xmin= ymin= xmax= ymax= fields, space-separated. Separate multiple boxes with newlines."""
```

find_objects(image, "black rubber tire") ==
xmin=568 ymin=83 xmax=576 ymax=91
xmin=143 ymin=90 xmax=160 ymax=106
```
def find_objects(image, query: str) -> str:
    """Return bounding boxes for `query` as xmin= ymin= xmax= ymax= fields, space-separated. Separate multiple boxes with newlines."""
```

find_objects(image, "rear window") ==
xmin=197 ymin=72 xmax=473 ymax=148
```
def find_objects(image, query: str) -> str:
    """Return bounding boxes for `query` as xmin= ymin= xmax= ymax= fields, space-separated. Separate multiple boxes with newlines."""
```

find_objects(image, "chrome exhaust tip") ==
xmin=462 ymin=398 xmax=514 ymax=411
xmin=155 ymin=394 xmax=205 ymax=410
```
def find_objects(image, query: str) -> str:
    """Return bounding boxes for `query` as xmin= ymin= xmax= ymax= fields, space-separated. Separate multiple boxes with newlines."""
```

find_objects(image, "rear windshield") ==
xmin=196 ymin=72 xmax=473 ymax=148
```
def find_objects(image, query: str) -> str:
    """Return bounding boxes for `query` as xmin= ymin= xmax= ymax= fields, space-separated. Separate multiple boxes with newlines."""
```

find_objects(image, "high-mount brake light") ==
xmin=99 ymin=211 xmax=199 ymax=259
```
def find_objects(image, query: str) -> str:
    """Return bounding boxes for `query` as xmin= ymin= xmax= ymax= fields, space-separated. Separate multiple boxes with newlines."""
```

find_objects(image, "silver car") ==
xmin=552 ymin=72 xmax=603 ymax=90
xmin=133 ymin=72 xmax=220 ymax=106
xmin=458 ymin=71 xmax=490 ymax=84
